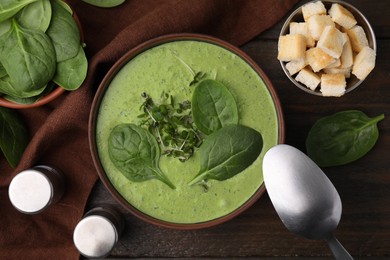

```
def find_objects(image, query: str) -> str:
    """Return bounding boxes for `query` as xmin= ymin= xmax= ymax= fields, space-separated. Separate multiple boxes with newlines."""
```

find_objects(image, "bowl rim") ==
xmin=88 ymin=33 xmax=285 ymax=229
xmin=279 ymin=0 xmax=377 ymax=96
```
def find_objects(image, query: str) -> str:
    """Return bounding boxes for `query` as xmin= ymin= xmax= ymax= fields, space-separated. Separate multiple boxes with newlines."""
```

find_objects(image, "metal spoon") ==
xmin=262 ymin=144 xmax=353 ymax=259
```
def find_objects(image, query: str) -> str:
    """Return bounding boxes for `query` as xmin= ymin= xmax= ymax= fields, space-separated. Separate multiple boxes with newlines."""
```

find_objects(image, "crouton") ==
xmin=295 ymin=67 xmax=321 ymax=90
xmin=328 ymin=3 xmax=357 ymax=29
xmin=277 ymin=34 xmax=307 ymax=61
xmin=317 ymin=25 xmax=346 ymax=58
xmin=302 ymin=1 xmax=327 ymax=21
xmin=352 ymin=46 xmax=376 ymax=80
xmin=306 ymin=47 xmax=335 ymax=72
xmin=307 ymin=15 xmax=335 ymax=41
xmin=286 ymin=58 xmax=307 ymax=75
xmin=325 ymin=59 xmax=341 ymax=69
xmin=320 ymin=73 xmax=346 ymax=97
xmin=323 ymin=67 xmax=351 ymax=78
xmin=346 ymin=25 xmax=369 ymax=52
xmin=340 ymin=34 xmax=354 ymax=68
xmin=289 ymin=22 xmax=316 ymax=47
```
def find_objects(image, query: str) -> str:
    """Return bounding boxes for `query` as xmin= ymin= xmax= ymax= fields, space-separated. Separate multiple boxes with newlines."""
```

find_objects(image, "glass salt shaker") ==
xmin=73 ymin=205 xmax=125 ymax=258
xmin=8 ymin=165 xmax=65 ymax=214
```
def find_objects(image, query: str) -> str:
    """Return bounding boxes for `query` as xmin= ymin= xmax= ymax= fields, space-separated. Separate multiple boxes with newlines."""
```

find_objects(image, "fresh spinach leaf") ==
xmin=0 ymin=0 xmax=38 ymax=23
xmin=0 ymin=19 xmax=56 ymax=98
xmin=16 ymin=0 xmax=52 ymax=32
xmin=192 ymin=79 xmax=239 ymax=135
xmin=3 ymin=81 xmax=55 ymax=104
xmin=306 ymin=110 xmax=385 ymax=167
xmin=188 ymin=125 xmax=263 ymax=186
xmin=53 ymin=45 xmax=87 ymax=90
xmin=0 ymin=62 xmax=6 ymax=78
xmin=54 ymin=0 xmax=72 ymax=14
xmin=0 ymin=19 xmax=11 ymax=37
xmin=81 ymin=0 xmax=125 ymax=8
xmin=108 ymin=123 xmax=176 ymax=189
xmin=0 ymin=107 xmax=29 ymax=168
xmin=46 ymin=0 xmax=80 ymax=62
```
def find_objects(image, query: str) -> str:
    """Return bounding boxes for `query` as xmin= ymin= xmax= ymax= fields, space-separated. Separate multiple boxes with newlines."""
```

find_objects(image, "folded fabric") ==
xmin=0 ymin=0 xmax=298 ymax=259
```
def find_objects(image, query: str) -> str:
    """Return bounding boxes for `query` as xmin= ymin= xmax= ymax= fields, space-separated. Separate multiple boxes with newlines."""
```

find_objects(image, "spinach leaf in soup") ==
xmin=46 ymin=0 xmax=80 ymax=62
xmin=16 ymin=0 xmax=52 ymax=32
xmin=53 ymin=45 xmax=87 ymax=90
xmin=192 ymin=79 xmax=239 ymax=135
xmin=0 ymin=107 xmax=29 ymax=168
xmin=81 ymin=0 xmax=126 ymax=8
xmin=108 ymin=123 xmax=176 ymax=189
xmin=306 ymin=110 xmax=385 ymax=167
xmin=0 ymin=0 xmax=38 ymax=23
xmin=0 ymin=19 xmax=56 ymax=98
xmin=188 ymin=125 xmax=263 ymax=186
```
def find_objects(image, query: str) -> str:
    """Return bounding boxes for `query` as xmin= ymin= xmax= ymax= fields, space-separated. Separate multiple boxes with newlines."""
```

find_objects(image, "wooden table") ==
xmin=86 ymin=0 xmax=390 ymax=258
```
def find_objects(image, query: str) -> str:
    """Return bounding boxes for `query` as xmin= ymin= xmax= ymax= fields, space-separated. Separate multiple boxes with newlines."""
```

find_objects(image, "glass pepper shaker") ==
xmin=8 ymin=165 xmax=65 ymax=214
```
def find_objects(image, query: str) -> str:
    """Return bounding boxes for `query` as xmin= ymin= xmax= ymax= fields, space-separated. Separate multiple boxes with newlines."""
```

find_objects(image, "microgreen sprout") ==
xmin=138 ymin=92 xmax=204 ymax=162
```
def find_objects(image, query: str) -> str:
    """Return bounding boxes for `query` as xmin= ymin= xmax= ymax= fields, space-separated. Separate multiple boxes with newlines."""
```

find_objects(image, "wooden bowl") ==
xmin=89 ymin=34 xmax=285 ymax=229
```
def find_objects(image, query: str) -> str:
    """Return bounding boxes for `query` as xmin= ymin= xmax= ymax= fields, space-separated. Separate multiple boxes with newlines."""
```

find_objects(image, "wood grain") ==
xmin=86 ymin=0 xmax=390 ymax=258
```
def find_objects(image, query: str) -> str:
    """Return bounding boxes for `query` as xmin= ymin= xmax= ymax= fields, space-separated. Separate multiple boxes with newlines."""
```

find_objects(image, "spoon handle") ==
xmin=326 ymin=234 xmax=354 ymax=260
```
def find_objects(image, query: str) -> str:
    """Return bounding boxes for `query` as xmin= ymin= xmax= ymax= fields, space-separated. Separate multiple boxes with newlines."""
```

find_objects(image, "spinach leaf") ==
xmin=108 ymin=123 xmax=176 ymax=189
xmin=0 ymin=0 xmax=38 ymax=23
xmin=53 ymin=45 xmax=87 ymax=90
xmin=0 ymin=19 xmax=11 ymax=37
xmin=46 ymin=0 xmax=80 ymax=62
xmin=81 ymin=0 xmax=125 ymax=8
xmin=3 ymin=81 xmax=55 ymax=104
xmin=54 ymin=0 xmax=72 ymax=14
xmin=306 ymin=110 xmax=385 ymax=167
xmin=0 ymin=19 xmax=56 ymax=98
xmin=188 ymin=125 xmax=263 ymax=186
xmin=16 ymin=0 xmax=52 ymax=32
xmin=0 ymin=62 xmax=6 ymax=78
xmin=192 ymin=79 xmax=239 ymax=135
xmin=0 ymin=107 xmax=29 ymax=168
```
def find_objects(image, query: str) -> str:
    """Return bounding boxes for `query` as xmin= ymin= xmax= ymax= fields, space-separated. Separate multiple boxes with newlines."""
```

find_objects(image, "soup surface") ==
xmin=96 ymin=40 xmax=280 ymax=223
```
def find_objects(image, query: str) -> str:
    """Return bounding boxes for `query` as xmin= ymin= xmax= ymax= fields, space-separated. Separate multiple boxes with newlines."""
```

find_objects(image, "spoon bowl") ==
xmin=263 ymin=144 xmax=353 ymax=259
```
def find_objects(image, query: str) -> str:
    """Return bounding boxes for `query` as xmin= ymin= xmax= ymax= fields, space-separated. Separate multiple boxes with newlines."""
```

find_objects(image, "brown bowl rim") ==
xmin=0 ymin=2 xmax=83 ymax=109
xmin=89 ymin=33 xmax=285 ymax=230
xmin=279 ymin=0 xmax=377 ymax=96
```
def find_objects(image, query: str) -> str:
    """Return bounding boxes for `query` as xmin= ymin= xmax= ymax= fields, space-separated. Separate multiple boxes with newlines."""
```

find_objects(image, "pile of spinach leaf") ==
xmin=0 ymin=0 xmax=87 ymax=105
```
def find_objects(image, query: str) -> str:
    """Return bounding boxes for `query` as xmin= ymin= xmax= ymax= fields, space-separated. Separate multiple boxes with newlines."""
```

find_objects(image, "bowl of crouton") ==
xmin=278 ymin=0 xmax=376 ymax=97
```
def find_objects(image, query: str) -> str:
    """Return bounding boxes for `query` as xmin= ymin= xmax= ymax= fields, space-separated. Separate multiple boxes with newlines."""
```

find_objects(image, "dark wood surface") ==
xmin=86 ymin=0 xmax=390 ymax=258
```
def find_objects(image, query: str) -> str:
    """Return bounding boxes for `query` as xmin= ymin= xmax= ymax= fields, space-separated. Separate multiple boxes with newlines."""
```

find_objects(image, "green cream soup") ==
xmin=96 ymin=40 xmax=279 ymax=224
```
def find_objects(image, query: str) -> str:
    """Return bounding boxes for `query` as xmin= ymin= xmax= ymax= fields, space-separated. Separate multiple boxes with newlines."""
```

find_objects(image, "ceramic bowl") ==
xmin=279 ymin=0 xmax=376 ymax=96
xmin=89 ymin=34 xmax=285 ymax=229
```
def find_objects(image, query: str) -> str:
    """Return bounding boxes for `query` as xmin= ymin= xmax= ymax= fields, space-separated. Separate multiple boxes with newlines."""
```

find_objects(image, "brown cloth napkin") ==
xmin=0 ymin=0 xmax=298 ymax=259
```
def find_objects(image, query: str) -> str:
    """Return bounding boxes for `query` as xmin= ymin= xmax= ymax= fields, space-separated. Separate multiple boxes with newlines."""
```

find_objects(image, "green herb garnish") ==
xmin=306 ymin=110 xmax=385 ymax=167
xmin=138 ymin=92 xmax=203 ymax=162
